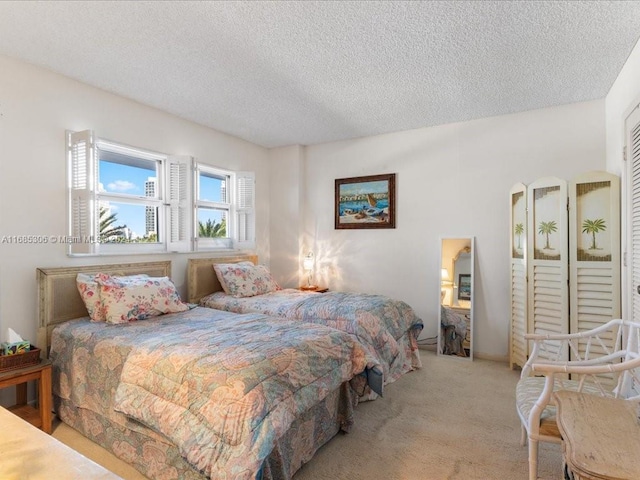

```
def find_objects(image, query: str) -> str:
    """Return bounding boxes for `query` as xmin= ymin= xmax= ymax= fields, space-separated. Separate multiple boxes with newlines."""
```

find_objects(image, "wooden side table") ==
xmin=554 ymin=390 xmax=640 ymax=480
xmin=0 ymin=359 xmax=52 ymax=433
xmin=299 ymin=286 xmax=329 ymax=293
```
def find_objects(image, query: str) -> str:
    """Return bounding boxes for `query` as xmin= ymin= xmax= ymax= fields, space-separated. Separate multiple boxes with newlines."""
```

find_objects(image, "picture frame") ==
xmin=458 ymin=274 xmax=471 ymax=300
xmin=335 ymin=173 xmax=396 ymax=229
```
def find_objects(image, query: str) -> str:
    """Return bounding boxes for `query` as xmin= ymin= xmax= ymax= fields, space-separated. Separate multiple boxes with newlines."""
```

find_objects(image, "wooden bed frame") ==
xmin=187 ymin=255 xmax=257 ymax=304
xmin=36 ymin=261 xmax=171 ymax=356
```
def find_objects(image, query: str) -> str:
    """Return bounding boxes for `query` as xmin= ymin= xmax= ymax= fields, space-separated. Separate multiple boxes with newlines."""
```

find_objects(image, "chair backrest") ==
xmin=617 ymin=320 xmax=640 ymax=399
xmin=524 ymin=319 xmax=640 ymax=398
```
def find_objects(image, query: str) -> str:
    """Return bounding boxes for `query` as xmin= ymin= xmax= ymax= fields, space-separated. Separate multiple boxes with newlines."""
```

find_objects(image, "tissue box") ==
xmin=1 ymin=341 xmax=31 ymax=356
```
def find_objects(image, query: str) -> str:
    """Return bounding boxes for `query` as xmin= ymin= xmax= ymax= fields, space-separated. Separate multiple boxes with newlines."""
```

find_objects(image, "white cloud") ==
xmin=107 ymin=180 xmax=136 ymax=192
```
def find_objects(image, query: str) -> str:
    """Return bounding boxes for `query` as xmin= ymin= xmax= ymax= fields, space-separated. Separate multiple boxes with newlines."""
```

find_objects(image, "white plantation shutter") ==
xmin=67 ymin=130 xmax=97 ymax=255
xmin=234 ymin=172 xmax=255 ymax=249
xmin=527 ymin=177 xmax=569 ymax=361
xmin=628 ymin=107 xmax=640 ymax=326
xmin=165 ymin=155 xmax=192 ymax=252
xmin=509 ymin=183 xmax=528 ymax=369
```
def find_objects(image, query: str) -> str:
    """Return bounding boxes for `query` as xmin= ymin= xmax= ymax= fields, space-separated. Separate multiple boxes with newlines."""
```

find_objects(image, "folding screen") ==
xmin=509 ymin=171 xmax=620 ymax=368
xmin=509 ymin=183 xmax=527 ymax=369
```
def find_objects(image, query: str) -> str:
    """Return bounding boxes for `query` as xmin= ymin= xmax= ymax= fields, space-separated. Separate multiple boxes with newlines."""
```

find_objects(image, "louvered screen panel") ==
xmin=510 ymin=183 xmax=527 ymax=369
xmin=531 ymin=263 xmax=566 ymax=360
xmin=574 ymin=266 xmax=618 ymax=388
xmin=510 ymin=261 xmax=527 ymax=368
xmin=527 ymin=177 xmax=568 ymax=363
xmin=575 ymin=267 xmax=614 ymax=321
xmin=569 ymin=171 xmax=620 ymax=373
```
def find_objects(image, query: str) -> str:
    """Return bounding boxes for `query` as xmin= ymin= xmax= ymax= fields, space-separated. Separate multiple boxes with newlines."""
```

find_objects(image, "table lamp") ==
xmin=302 ymin=251 xmax=317 ymax=289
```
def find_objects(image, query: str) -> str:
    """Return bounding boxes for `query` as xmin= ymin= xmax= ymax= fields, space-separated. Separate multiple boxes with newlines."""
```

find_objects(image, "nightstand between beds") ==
xmin=298 ymin=286 xmax=329 ymax=293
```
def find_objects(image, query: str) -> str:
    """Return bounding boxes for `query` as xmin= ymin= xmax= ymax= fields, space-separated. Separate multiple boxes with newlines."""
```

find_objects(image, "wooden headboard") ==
xmin=187 ymin=255 xmax=258 ymax=304
xmin=36 ymin=261 xmax=172 ymax=356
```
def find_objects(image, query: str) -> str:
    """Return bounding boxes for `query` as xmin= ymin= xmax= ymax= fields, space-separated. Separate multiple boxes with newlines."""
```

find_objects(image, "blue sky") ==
xmin=339 ymin=180 xmax=388 ymax=196
xmin=99 ymin=160 xmax=155 ymax=237
xmin=99 ymin=161 xmax=224 ymax=238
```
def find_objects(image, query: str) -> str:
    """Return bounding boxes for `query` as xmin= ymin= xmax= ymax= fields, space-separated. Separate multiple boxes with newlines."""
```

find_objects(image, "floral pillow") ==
xmin=213 ymin=263 xmax=280 ymax=298
xmin=95 ymin=274 xmax=189 ymax=324
xmin=77 ymin=273 xmax=149 ymax=322
xmin=213 ymin=261 xmax=254 ymax=294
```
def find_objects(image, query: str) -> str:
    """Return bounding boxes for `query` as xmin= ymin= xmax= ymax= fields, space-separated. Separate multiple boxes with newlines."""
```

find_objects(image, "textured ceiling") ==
xmin=1 ymin=1 xmax=640 ymax=148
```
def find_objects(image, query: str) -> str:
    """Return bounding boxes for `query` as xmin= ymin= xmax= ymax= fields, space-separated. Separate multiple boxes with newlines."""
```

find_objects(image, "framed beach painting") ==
xmin=335 ymin=173 xmax=396 ymax=229
xmin=458 ymin=274 xmax=471 ymax=300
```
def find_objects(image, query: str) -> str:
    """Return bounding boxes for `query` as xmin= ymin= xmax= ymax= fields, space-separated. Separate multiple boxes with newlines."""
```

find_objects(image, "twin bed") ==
xmin=39 ymin=257 xmax=423 ymax=479
xmin=187 ymin=256 xmax=423 ymax=394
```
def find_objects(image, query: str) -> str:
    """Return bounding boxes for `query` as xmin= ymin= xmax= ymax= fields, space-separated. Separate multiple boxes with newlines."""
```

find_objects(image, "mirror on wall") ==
xmin=438 ymin=237 xmax=475 ymax=360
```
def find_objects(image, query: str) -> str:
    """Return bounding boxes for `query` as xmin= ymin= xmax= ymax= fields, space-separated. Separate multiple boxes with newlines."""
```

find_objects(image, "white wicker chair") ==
xmin=515 ymin=319 xmax=640 ymax=480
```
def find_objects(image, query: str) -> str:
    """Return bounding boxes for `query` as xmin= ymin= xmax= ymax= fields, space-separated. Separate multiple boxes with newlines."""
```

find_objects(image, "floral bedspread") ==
xmin=51 ymin=307 xmax=372 ymax=480
xmin=201 ymin=290 xmax=424 ymax=385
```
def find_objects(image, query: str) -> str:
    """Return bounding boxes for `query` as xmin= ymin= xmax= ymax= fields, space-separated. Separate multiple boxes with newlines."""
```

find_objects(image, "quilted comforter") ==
xmin=51 ymin=307 xmax=373 ymax=480
xmin=200 ymin=289 xmax=424 ymax=386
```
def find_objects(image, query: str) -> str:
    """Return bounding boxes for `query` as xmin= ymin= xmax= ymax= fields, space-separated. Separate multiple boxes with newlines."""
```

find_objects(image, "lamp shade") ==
xmin=303 ymin=252 xmax=314 ymax=271
xmin=441 ymin=268 xmax=449 ymax=281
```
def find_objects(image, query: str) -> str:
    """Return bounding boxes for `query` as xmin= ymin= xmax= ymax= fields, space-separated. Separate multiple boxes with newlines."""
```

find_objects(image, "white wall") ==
xmin=269 ymin=100 xmax=606 ymax=360
xmin=0 ymin=55 xmax=270 ymax=358
xmin=268 ymin=145 xmax=304 ymax=286
xmin=606 ymin=38 xmax=640 ymax=321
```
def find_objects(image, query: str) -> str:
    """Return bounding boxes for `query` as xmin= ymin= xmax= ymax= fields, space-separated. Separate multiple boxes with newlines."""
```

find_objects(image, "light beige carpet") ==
xmin=52 ymin=350 xmax=562 ymax=479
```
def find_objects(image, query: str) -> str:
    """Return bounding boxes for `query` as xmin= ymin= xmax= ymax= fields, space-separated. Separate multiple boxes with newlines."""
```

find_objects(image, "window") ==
xmin=67 ymin=130 xmax=255 ymax=255
xmin=98 ymin=145 xmax=164 ymax=245
xmin=195 ymin=165 xmax=232 ymax=249
xmin=193 ymin=165 xmax=256 ymax=250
